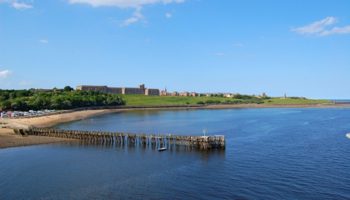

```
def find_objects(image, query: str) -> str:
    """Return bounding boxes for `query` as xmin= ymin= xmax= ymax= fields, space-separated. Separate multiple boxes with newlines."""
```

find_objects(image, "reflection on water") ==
xmin=58 ymin=140 xmax=226 ymax=158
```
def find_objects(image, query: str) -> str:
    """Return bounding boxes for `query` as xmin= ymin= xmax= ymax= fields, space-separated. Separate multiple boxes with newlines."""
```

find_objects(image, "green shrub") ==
xmin=0 ymin=88 xmax=125 ymax=111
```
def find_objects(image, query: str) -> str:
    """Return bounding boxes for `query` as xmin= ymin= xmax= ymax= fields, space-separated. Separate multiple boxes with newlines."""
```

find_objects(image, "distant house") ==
xmin=160 ymin=88 xmax=170 ymax=96
xmin=191 ymin=92 xmax=198 ymax=97
xmin=179 ymin=92 xmax=190 ymax=97
xmin=171 ymin=92 xmax=179 ymax=96
xmin=160 ymin=90 xmax=167 ymax=96
xmin=224 ymin=93 xmax=234 ymax=98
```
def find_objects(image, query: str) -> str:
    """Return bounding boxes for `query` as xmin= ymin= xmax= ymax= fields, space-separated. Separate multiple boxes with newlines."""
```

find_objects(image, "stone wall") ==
xmin=122 ymin=87 xmax=145 ymax=95
xmin=145 ymin=89 xmax=160 ymax=96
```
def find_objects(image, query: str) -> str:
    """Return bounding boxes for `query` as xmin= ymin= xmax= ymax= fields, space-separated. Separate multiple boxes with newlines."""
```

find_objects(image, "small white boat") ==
xmin=158 ymin=147 xmax=167 ymax=152
xmin=346 ymin=133 xmax=350 ymax=139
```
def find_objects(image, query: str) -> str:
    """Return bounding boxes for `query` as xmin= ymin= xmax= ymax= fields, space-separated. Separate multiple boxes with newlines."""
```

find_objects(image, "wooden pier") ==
xmin=13 ymin=128 xmax=225 ymax=150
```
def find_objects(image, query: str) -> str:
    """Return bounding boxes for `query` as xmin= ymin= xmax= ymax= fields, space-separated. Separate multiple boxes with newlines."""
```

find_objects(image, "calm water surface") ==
xmin=1 ymin=108 xmax=350 ymax=199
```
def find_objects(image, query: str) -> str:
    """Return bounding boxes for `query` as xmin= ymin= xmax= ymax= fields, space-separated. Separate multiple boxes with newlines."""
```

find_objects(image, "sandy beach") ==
xmin=2 ymin=109 xmax=119 ymax=128
xmin=1 ymin=103 xmax=349 ymax=149
xmin=0 ymin=109 xmax=118 ymax=149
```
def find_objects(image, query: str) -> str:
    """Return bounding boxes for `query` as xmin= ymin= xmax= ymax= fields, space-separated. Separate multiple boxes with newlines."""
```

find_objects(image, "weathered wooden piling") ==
xmin=14 ymin=128 xmax=225 ymax=150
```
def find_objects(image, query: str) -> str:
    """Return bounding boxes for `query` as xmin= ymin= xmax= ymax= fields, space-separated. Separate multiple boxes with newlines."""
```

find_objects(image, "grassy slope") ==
xmin=263 ymin=98 xmax=331 ymax=105
xmin=122 ymin=95 xmax=227 ymax=106
xmin=120 ymin=95 xmax=331 ymax=106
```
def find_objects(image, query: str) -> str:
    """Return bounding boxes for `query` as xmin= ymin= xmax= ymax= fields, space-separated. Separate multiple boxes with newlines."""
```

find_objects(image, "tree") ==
xmin=0 ymin=88 xmax=125 ymax=111
xmin=11 ymin=99 xmax=28 ymax=111
xmin=64 ymin=86 xmax=74 ymax=92
xmin=0 ymin=100 xmax=11 ymax=110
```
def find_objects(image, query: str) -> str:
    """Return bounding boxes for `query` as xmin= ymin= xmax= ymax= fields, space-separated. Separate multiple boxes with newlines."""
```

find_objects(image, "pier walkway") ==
xmin=14 ymin=128 xmax=225 ymax=150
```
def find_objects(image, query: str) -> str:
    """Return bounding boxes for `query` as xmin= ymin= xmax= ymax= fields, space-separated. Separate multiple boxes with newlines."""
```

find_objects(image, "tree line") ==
xmin=0 ymin=87 xmax=125 ymax=111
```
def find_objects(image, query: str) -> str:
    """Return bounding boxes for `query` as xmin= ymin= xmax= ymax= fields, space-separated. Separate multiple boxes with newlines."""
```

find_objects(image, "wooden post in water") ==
xmin=21 ymin=128 xmax=225 ymax=150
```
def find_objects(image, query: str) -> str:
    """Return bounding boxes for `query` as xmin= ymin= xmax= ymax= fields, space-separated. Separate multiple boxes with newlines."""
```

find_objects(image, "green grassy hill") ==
xmin=121 ymin=95 xmax=331 ymax=106
xmin=122 ymin=95 xmax=229 ymax=106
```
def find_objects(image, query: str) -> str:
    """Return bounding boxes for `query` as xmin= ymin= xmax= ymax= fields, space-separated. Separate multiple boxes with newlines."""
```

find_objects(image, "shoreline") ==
xmin=0 ymin=128 xmax=75 ymax=149
xmin=203 ymin=103 xmax=350 ymax=109
xmin=2 ymin=103 xmax=350 ymax=129
xmin=0 ymin=110 xmax=114 ymax=149
xmin=1 ymin=103 xmax=350 ymax=149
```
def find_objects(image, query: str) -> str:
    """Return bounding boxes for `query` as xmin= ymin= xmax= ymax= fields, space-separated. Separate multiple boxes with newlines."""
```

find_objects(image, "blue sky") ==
xmin=1 ymin=0 xmax=350 ymax=98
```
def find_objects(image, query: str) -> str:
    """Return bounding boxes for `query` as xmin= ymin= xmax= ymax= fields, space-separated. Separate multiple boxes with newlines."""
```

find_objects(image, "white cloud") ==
xmin=320 ymin=25 xmax=350 ymax=36
xmin=292 ymin=17 xmax=337 ymax=35
xmin=11 ymin=1 xmax=32 ymax=10
xmin=165 ymin=12 xmax=172 ymax=18
xmin=39 ymin=39 xmax=49 ymax=44
xmin=68 ymin=0 xmax=185 ymax=8
xmin=121 ymin=7 xmax=143 ymax=26
xmin=0 ymin=69 xmax=11 ymax=78
xmin=292 ymin=16 xmax=350 ymax=36
xmin=68 ymin=0 xmax=185 ymax=26
xmin=0 ymin=0 xmax=33 ymax=10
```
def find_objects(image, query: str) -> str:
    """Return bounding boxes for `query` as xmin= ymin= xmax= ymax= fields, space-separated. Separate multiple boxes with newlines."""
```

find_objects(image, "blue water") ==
xmin=1 ymin=108 xmax=350 ymax=199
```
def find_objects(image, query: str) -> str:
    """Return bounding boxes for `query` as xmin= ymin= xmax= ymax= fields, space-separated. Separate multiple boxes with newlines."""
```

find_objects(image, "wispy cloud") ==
xmin=68 ymin=0 xmax=185 ymax=26
xmin=67 ymin=0 xmax=185 ymax=8
xmin=319 ymin=25 xmax=350 ymax=36
xmin=11 ymin=1 xmax=32 ymax=10
xmin=292 ymin=17 xmax=337 ymax=35
xmin=121 ymin=7 xmax=143 ymax=26
xmin=0 ymin=0 xmax=33 ymax=10
xmin=165 ymin=12 xmax=172 ymax=18
xmin=292 ymin=16 xmax=350 ymax=36
xmin=0 ymin=69 xmax=11 ymax=78
xmin=39 ymin=39 xmax=49 ymax=44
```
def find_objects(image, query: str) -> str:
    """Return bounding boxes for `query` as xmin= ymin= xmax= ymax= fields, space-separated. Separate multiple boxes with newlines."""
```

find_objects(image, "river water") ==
xmin=1 ymin=108 xmax=350 ymax=199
